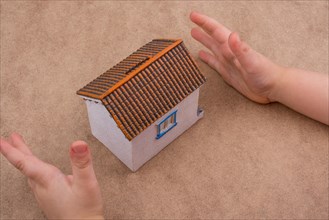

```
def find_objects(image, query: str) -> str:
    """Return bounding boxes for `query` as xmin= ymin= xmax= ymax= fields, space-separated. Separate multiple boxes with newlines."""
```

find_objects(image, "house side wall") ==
xmin=131 ymin=88 xmax=203 ymax=171
xmin=82 ymin=97 xmax=133 ymax=170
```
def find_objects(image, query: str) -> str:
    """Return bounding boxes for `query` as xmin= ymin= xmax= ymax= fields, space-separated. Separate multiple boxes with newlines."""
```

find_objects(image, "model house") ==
xmin=77 ymin=39 xmax=206 ymax=171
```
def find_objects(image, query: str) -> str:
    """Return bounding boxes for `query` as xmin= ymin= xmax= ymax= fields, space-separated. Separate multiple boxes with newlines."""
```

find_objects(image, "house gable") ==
xmin=81 ymin=96 xmax=133 ymax=169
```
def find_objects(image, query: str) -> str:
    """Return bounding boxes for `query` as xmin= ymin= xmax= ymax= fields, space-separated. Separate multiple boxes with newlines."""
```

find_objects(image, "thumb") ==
xmin=70 ymin=141 xmax=97 ymax=185
xmin=228 ymin=32 xmax=260 ymax=73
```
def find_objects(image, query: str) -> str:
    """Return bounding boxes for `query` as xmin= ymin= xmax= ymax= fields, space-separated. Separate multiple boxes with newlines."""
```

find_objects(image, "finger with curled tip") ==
xmin=9 ymin=132 xmax=33 ymax=155
xmin=0 ymin=138 xmax=55 ymax=185
xmin=190 ymin=11 xmax=231 ymax=45
xmin=191 ymin=27 xmax=221 ymax=55
xmin=228 ymin=32 xmax=259 ymax=73
xmin=218 ymin=43 xmax=236 ymax=63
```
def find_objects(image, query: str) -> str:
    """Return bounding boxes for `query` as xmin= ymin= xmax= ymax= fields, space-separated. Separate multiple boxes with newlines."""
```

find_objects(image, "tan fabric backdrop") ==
xmin=1 ymin=1 xmax=328 ymax=219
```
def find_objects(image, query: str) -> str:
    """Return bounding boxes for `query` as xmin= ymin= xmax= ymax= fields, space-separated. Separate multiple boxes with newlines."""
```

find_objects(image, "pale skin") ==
xmin=0 ymin=133 xmax=104 ymax=219
xmin=0 ymin=11 xmax=328 ymax=220
xmin=190 ymin=12 xmax=328 ymax=125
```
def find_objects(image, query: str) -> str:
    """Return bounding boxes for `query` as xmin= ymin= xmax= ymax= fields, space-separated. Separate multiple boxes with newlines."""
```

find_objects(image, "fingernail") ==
xmin=72 ymin=145 xmax=87 ymax=154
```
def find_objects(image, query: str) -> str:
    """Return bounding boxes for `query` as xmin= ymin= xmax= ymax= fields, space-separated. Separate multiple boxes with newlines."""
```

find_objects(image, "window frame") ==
xmin=156 ymin=110 xmax=178 ymax=139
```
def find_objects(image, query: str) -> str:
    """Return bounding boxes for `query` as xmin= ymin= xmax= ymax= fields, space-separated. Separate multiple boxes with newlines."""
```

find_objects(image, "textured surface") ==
xmin=1 ymin=1 xmax=328 ymax=219
xmin=77 ymin=39 xmax=177 ymax=99
xmin=103 ymin=43 xmax=206 ymax=140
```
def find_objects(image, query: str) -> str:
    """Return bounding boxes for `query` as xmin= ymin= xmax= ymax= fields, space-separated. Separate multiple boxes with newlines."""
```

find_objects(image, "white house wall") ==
xmin=131 ymin=88 xmax=203 ymax=171
xmin=81 ymin=97 xmax=133 ymax=170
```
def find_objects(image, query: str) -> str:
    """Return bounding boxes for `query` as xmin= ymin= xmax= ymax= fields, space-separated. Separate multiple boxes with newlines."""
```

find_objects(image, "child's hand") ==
xmin=190 ymin=11 xmax=284 ymax=104
xmin=0 ymin=133 xmax=104 ymax=219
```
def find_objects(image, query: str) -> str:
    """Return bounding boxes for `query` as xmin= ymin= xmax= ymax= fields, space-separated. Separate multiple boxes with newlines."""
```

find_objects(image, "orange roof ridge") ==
xmin=97 ymin=39 xmax=183 ymax=100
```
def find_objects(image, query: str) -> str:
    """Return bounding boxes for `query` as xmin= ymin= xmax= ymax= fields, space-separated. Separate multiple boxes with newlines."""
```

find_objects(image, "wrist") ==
xmin=267 ymin=66 xmax=288 ymax=103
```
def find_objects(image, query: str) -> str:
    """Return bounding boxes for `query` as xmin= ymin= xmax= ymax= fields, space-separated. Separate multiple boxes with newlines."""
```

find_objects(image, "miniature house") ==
xmin=77 ymin=39 xmax=206 ymax=171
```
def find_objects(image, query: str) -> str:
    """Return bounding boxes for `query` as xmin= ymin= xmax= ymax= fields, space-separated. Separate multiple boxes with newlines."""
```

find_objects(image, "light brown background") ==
xmin=1 ymin=1 xmax=328 ymax=219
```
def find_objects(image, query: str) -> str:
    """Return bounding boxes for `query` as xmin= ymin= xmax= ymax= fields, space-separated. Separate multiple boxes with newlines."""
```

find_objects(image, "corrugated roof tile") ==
xmin=77 ymin=39 xmax=206 ymax=140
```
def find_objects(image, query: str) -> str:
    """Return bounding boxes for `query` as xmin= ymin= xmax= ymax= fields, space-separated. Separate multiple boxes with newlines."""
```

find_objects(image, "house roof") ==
xmin=77 ymin=39 xmax=206 ymax=140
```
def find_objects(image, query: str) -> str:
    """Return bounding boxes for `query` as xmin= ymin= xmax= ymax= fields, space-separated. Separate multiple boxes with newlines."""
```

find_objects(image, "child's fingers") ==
xmin=67 ymin=175 xmax=74 ymax=185
xmin=69 ymin=141 xmax=98 ymax=188
xmin=199 ymin=50 xmax=217 ymax=68
xmin=199 ymin=50 xmax=232 ymax=86
xmin=228 ymin=32 xmax=260 ymax=74
xmin=0 ymin=138 xmax=57 ymax=186
xmin=190 ymin=11 xmax=231 ymax=45
xmin=191 ymin=26 xmax=236 ymax=69
xmin=191 ymin=28 xmax=220 ymax=55
xmin=1 ymin=138 xmax=27 ymax=170
xmin=28 ymin=179 xmax=37 ymax=190
xmin=9 ymin=132 xmax=33 ymax=155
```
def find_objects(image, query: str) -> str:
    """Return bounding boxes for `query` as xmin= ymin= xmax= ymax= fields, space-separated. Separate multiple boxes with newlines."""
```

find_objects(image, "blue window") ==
xmin=156 ymin=110 xmax=177 ymax=139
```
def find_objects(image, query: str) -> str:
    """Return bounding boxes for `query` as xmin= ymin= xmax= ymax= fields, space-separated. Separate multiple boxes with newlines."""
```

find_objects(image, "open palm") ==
xmin=190 ymin=11 xmax=283 ymax=104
